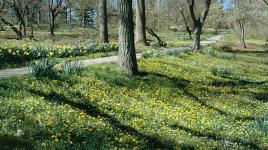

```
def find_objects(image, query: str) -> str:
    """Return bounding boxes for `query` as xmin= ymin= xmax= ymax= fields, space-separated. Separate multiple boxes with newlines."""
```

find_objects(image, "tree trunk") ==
xmin=238 ymin=20 xmax=246 ymax=48
xmin=38 ymin=9 xmax=41 ymax=24
xmin=118 ymin=0 xmax=138 ymax=76
xmin=180 ymin=10 xmax=192 ymax=40
xmin=98 ymin=0 xmax=109 ymax=43
xmin=50 ymin=12 xmax=55 ymax=36
xmin=193 ymin=23 xmax=202 ymax=51
xmin=186 ymin=26 xmax=192 ymax=40
xmin=1 ymin=18 xmax=23 ymax=39
xmin=30 ymin=22 xmax=34 ymax=39
xmin=187 ymin=0 xmax=211 ymax=51
xmin=135 ymin=0 xmax=148 ymax=45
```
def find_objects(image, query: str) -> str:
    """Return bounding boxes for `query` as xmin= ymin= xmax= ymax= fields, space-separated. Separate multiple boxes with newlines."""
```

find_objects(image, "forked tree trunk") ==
xmin=135 ymin=0 xmax=148 ymax=45
xmin=187 ymin=0 xmax=211 ymax=51
xmin=98 ymin=0 xmax=109 ymax=43
xmin=118 ymin=0 xmax=138 ymax=76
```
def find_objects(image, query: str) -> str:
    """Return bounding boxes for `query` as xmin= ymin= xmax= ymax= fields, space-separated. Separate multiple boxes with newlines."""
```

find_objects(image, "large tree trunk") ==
xmin=238 ymin=20 xmax=246 ymax=48
xmin=98 ymin=0 xmax=109 ymax=43
xmin=193 ymin=20 xmax=202 ymax=51
xmin=135 ymin=0 xmax=148 ymax=45
xmin=193 ymin=24 xmax=202 ymax=51
xmin=118 ymin=0 xmax=138 ymax=76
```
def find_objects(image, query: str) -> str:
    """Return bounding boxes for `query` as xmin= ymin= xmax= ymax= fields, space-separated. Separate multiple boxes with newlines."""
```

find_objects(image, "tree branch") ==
xmin=263 ymin=0 xmax=268 ymax=6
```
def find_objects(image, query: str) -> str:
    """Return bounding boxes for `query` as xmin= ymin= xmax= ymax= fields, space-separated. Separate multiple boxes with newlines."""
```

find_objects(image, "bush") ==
xmin=264 ymin=43 xmax=268 ymax=48
xmin=141 ymin=49 xmax=160 ymax=59
xmin=257 ymin=113 xmax=268 ymax=136
xmin=29 ymin=58 xmax=58 ymax=79
xmin=60 ymin=61 xmax=83 ymax=76
xmin=211 ymin=66 xmax=233 ymax=76
xmin=220 ymin=45 xmax=233 ymax=52
xmin=200 ymin=47 xmax=218 ymax=56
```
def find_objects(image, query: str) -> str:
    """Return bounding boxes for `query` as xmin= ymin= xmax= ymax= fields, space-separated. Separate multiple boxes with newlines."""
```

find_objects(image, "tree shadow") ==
xmin=227 ymin=49 xmax=268 ymax=54
xmin=28 ymin=89 xmax=195 ymax=149
xmin=0 ymin=134 xmax=33 ymax=149
xmin=254 ymin=91 xmax=268 ymax=103
xmin=212 ymin=76 xmax=267 ymax=87
xmin=170 ymin=124 xmax=260 ymax=149
xmin=182 ymin=90 xmax=256 ymax=121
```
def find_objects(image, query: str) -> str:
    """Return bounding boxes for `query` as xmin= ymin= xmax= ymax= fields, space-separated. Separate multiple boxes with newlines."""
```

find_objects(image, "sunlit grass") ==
xmin=0 ymin=49 xmax=267 ymax=149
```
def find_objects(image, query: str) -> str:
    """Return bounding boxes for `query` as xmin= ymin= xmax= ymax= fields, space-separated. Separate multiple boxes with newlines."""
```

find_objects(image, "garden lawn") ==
xmin=0 ymin=50 xmax=267 ymax=149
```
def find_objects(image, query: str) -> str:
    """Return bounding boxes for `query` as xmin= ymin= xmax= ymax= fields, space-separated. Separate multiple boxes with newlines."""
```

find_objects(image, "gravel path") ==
xmin=0 ymin=33 xmax=226 ymax=78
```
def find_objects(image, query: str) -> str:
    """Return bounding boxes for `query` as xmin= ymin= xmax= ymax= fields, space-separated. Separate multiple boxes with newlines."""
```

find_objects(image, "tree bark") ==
xmin=49 ymin=12 xmax=56 ymax=36
xmin=118 ymin=0 xmax=138 ymax=76
xmin=1 ymin=18 xmax=23 ymax=39
xmin=180 ymin=10 xmax=192 ymax=40
xmin=238 ymin=20 xmax=246 ymax=48
xmin=135 ymin=0 xmax=148 ymax=45
xmin=193 ymin=22 xmax=202 ymax=50
xmin=98 ymin=0 xmax=109 ymax=43
xmin=187 ymin=0 xmax=211 ymax=51
xmin=263 ymin=0 xmax=268 ymax=6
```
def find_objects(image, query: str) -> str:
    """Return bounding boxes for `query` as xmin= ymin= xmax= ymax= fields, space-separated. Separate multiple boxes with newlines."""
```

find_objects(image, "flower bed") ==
xmin=0 ymin=42 xmax=118 ymax=63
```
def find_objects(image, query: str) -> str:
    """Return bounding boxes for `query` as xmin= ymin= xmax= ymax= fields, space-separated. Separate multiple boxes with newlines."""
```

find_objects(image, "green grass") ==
xmin=0 ymin=49 xmax=267 ymax=149
xmin=220 ymin=34 xmax=268 ymax=48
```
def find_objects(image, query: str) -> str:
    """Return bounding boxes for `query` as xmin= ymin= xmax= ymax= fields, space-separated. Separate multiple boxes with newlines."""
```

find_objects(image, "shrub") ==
xmin=211 ymin=66 xmax=233 ymax=76
xmin=29 ymin=58 xmax=58 ymax=79
xmin=264 ymin=43 xmax=268 ymax=48
xmin=257 ymin=113 xmax=268 ymax=136
xmin=213 ymin=45 xmax=233 ymax=52
xmin=141 ymin=49 xmax=160 ymax=59
xmin=166 ymin=50 xmax=181 ymax=56
xmin=200 ymin=47 xmax=218 ymax=56
xmin=60 ymin=61 xmax=83 ymax=76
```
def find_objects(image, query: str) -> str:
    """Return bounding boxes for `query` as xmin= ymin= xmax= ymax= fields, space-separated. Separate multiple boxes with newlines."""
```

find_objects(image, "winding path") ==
xmin=0 ymin=33 xmax=226 ymax=78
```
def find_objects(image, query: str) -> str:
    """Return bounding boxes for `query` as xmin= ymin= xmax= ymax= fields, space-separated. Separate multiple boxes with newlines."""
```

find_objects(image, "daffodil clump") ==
xmin=0 ymin=42 xmax=118 ymax=63
xmin=0 ymin=50 xmax=267 ymax=149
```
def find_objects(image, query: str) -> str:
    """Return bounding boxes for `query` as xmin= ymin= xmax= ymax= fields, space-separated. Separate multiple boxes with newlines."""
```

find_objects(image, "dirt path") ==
xmin=0 ymin=33 xmax=226 ymax=78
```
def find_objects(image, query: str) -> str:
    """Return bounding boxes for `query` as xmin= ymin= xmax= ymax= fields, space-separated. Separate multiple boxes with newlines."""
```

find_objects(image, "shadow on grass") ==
xmin=227 ymin=49 xmax=268 ymax=54
xmin=182 ymin=90 xmax=256 ymax=121
xmin=170 ymin=124 xmax=260 ymax=150
xmin=94 ymin=69 xmax=259 ymax=122
xmin=254 ymin=91 xmax=268 ymax=103
xmin=212 ymin=76 xmax=268 ymax=87
xmin=29 ymin=89 xmax=194 ymax=149
xmin=0 ymin=135 xmax=33 ymax=150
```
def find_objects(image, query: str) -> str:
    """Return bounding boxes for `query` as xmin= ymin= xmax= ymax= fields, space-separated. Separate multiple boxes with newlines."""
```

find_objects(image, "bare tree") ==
xmin=0 ymin=0 xmax=24 ymax=38
xmin=186 ymin=0 xmax=212 ymax=51
xmin=118 ymin=0 xmax=138 ymax=75
xmin=98 ymin=0 xmax=109 ymax=43
xmin=48 ymin=0 xmax=62 ymax=36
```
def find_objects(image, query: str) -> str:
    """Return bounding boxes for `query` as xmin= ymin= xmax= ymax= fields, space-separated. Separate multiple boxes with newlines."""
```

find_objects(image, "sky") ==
xmin=224 ymin=0 xmax=232 ymax=9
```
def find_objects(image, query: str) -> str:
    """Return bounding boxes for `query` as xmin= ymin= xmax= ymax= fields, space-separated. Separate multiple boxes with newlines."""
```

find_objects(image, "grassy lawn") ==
xmin=219 ymin=34 xmax=268 ymax=50
xmin=0 ymin=49 xmax=267 ymax=149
